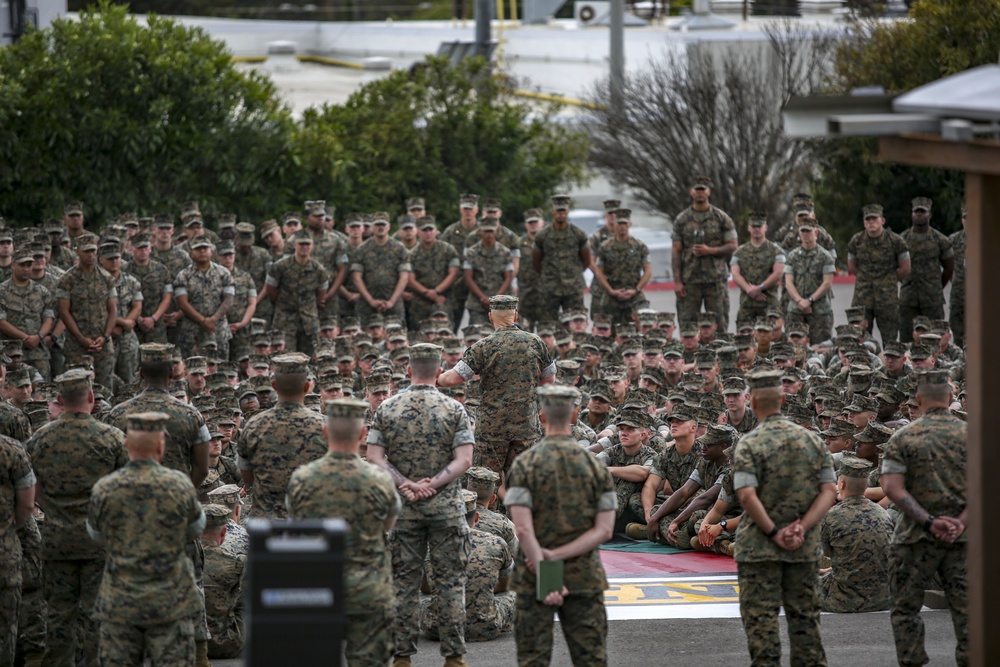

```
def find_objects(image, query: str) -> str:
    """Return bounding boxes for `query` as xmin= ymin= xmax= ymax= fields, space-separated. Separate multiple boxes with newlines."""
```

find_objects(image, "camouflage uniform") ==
xmin=172 ymin=261 xmax=235 ymax=359
xmin=732 ymin=414 xmax=835 ymax=667
xmin=819 ymin=495 xmax=892 ymax=612
xmin=463 ymin=242 xmax=513 ymax=325
xmin=671 ymin=206 xmax=738 ymax=329
xmin=124 ymin=258 xmax=172 ymax=344
xmin=0 ymin=434 xmax=34 ymax=667
xmin=848 ymin=229 xmax=909 ymax=343
xmin=226 ymin=264 xmax=257 ymax=362
xmin=532 ymin=223 xmax=589 ymax=316
xmin=153 ymin=245 xmax=192 ymax=348
xmin=408 ymin=239 xmax=461 ymax=331
xmin=506 ymin=435 xmax=616 ymax=667
xmin=438 ymin=221 xmax=481 ymax=325
xmin=784 ymin=244 xmax=836 ymax=344
xmin=222 ymin=519 xmax=249 ymax=558
xmin=287 ymin=449 xmax=400 ymax=666
xmin=948 ymin=228 xmax=966 ymax=345
xmin=25 ymin=412 xmax=128 ymax=667
xmin=728 ymin=408 xmax=759 ymax=435
xmin=368 ymin=384 xmax=474 ymax=660
xmin=899 ymin=226 xmax=953 ymax=342
xmin=587 ymin=226 xmax=613 ymax=320
xmin=235 ymin=244 xmax=272 ymax=327
xmin=881 ymin=407 xmax=968 ymax=667
xmin=16 ymin=515 xmax=45 ymax=665
xmin=420 ymin=528 xmax=515 ymax=642
xmin=237 ymin=401 xmax=326 ymax=519
xmin=111 ymin=270 xmax=143 ymax=386
xmin=0 ymin=403 xmax=30 ymax=443
xmin=730 ymin=238 xmax=785 ymax=325
xmin=350 ymin=237 xmax=412 ymax=327
xmin=87 ymin=458 xmax=204 ymax=667
xmin=49 ymin=245 xmax=76 ymax=272
xmin=518 ymin=234 xmax=545 ymax=327
xmin=475 ymin=506 xmax=518 ymax=558
xmin=202 ymin=537 xmax=246 ymax=659
xmin=266 ymin=256 xmax=330 ymax=356
xmin=594 ymin=236 xmax=650 ymax=324
xmin=598 ymin=443 xmax=655 ymax=524
xmin=300 ymin=228 xmax=350 ymax=331
xmin=0 ymin=277 xmax=55 ymax=380
xmin=777 ymin=221 xmax=838 ymax=258
xmin=672 ymin=455 xmax=731 ymax=549
xmin=455 ymin=325 xmax=555 ymax=474
xmin=56 ymin=264 xmax=118 ymax=390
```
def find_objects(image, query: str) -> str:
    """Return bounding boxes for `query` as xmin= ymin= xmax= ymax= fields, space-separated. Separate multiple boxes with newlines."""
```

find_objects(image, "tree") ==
xmin=0 ymin=2 xmax=297 ymax=225
xmin=297 ymin=56 xmax=590 ymax=222
xmin=815 ymin=0 xmax=1000 ymax=246
xmin=583 ymin=21 xmax=837 ymax=232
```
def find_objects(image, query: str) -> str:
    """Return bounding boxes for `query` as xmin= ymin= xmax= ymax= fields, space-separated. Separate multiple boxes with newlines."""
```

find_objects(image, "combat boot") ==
xmin=195 ymin=640 xmax=212 ymax=667
xmin=392 ymin=656 xmax=412 ymax=667
xmin=625 ymin=522 xmax=646 ymax=540
xmin=444 ymin=656 xmax=470 ymax=667
xmin=715 ymin=540 xmax=735 ymax=557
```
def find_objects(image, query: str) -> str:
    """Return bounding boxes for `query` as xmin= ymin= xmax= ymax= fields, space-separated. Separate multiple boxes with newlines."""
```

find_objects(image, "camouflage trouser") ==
xmin=950 ymin=283 xmax=965 ymax=347
xmin=255 ymin=297 xmax=275 ymax=328
xmin=819 ymin=570 xmax=890 ymax=614
xmin=186 ymin=540 xmax=210 ymax=643
xmin=898 ymin=299 xmax=945 ymax=343
xmin=676 ymin=281 xmax=728 ymax=330
xmin=17 ymin=517 xmax=45 ymax=663
xmin=356 ymin=299 xmax=405 ymax=330
xmin=408 ymin=296 xmax=454 ymax=333
xmin=98 ymin=618 xmax=194 ymax=667
xmin=275 ymin=324 xmax=317 ymax=358
xmin=594 ymin=293 xmax=642 ymax=326
xmin=687 ymin=511 xmax=737 ymax=554
xmin=23 ymin=350 xmax=51 ymax=383
xmin=736 ymin=292 xmax=779 ymax=328
xmin=420 ymin=591 xmax=515 ymax=642
xmin=206 ymin=617 xmax=243 ymax=659
xmin=514 ymin=590 xmax=607 ymax=667
xmin=889 ymin=540 xmax=968 ymax=667
xmin=63 ymin=337 xmax=115 ymax=392
xmin=519 ymin=287 xmax=548 ymax=330
xmin=784 ymin=306 xmax=833 ymax=347
xmin=229 ymin=329 xmax=252 ymax=363
xmin=135 ymin=321 xmax=168 ymax=344
xmin=537 ymin=291 xmax=585 ymax=324
xmin=474 ymin=435 xmax=537 ymax=479
xmin=852 ymin=285 xmax=900 ymax=344
xmin=613 ymin=488 xmax=643 ymax=531
xmin=42 ymin=558 xmax=102 ymax=667
xmin=0 ymin=582 xmax=21 ymax=667
xmin=466 ymin=304 xmax=492 ymax=326
xmin=736 ymin=560 xmax=826 ymax=667
xmin=174 ymin=320 xmax=230 ymax=361
xmin=588 ymin=283 xmax=606 ymax=321
xmin=343 ymin=609 xmax=394 ymax=665
xmin=114 ymin=331 xmax=140 ymax=387
xmin=390 ymin=518 xmax=470 ymax=658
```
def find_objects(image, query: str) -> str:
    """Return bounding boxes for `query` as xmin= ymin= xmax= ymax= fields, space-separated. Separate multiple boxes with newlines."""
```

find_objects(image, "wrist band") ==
xmin=766 ymin=525 xmax=780 ymax=538
xmin=923 ymin=516 xmax=936 ymax=531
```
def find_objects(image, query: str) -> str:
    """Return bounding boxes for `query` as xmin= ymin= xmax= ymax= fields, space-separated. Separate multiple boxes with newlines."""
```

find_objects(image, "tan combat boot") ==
xmin=392 ymin=656 xmax=412 ymax=667
xmin=195 ymin=640 xmax=212 ymax=667
xmin=444 ymin=656 xmax=470 ymax=667
xmin=625 ymin=522 xmax=647 ymax=540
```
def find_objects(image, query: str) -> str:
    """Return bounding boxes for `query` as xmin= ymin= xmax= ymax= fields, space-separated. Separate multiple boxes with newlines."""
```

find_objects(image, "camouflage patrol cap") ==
xmin=721 ymin=376 xmax=748 ymax=395
xmin=189 ymin=236 xmax=213 ymax=250
xmin=273 ymin=353 xmax=310 ymax=375
xmin=203 ymin=504 xmax=230 ymax=530
xmin=667 ymin=406 xmax=696 ymax=423
xmin=698 ymin=423 xmax=737 ymax=447
xmin=207 ymin=484 xmax=241 ymax=507
xmin=844 ymin=394 xmax=877 ymax=414
xmin=911 ymin=196 xmax=932 ymax=211
xmin=406 ymin=196 xmax=426 ymax=211
xmin=235 ymin=221 xmax=256 ymax=240
xmin=747 ymin=211 xmax=767 ymax=227
xmin=908 ymin=343 xmax=933 ymax=361
xmin=587 ymin=380 xmax=612 ymax=403
xmin=930 ymin=319 xmax=951 ymax=334
xmin=152 ymin=213 xmax=175 ymax=228
xmin=733 ymin=333 xmax=755 ymax=350
xmin=912 ymin=316 xmax=932 ymax=331
xmin=409 ymin=343 xmax=443 ymax=361
xmin=54 ymin=368 xmax=92 ymax=394
xmin=75 ymin=233 xmax=99 ymax=251
xmin=125 ymin=411 xmax=171 ymax=433
xmin=489 ymin=294 xmax=518 ymax=311
xmin=753 ymin=318 xmax=772 ymax=333
xmin=602 ymin=364 xmax=627 ymax=381
xmin=216 ymin=213 xmax=236 ymax=230
xmin=786 ymin=321 xmax=809 ymax=337
xmin=854 ymin=420 xmax=893 ymax=446
xmin=694 ymin=349 xmax=717 ymax=370
xmin=662 ymin=342 xmax=684 ymax=358
xmin=819 ymin=419 xmax=855 ymax=438
xmin=290 ymin=230 xmax=313 ymax=246
xmin=615 ymin=208 xmax=632 ymax=223
xmin=371 ymin=212 xmax=390 ymax=224
xmin=186 ymin=357 xmax=208 ymax=374
xmin=746 ymin=368 xmax=783 ymax=390
xmin=838 ymin=456 xmax=873 ymax=478
xmin=413 ymin=215 xmax=436 ymax=231
xmin=324 ymin=397 xmax=369 ymax=420
xmin=304 ymin=200 xmax=327 ymax=216
xmin=460 ymin=194 xmax=480 ymax=209
xmin=690 ymin=175 xmax=712 ymax=190
xmin=617 ymin=408 xmax=652 ymax=429
xmin=259 ymin=219 xmax=280 ymax=237
xmin=5 ymin=368 xmax=30 ymax=388
xmin=340 ymin=317 xmax=361 ymax=333
xmin=521 ymin=208 xmax=544 ymax=224
xmin=550 ymin=194 xmax=572 ymax=210
xmin=769 ymin=342 xmax=795 ymax=362
xmin=12 ymin=247 xmax=33 ymax=264
xmin=139 ymin=343 xmax=174 ymax=364
xmin=64 ymin=201 xmax=84 ymax=215
xmin=603 ymin=199 xmax=621 ymax=213
xmin=465 ymin=466 xmax=500 ymax=492
xmin=537 ymin=384 xmax=580 ymax=406
xmin=916 ymin=369 xmax=951 ymax=387
xmin=44 ymin=218 xmax=66 ymax=234
xmin=696 ymin=312 xmax=716 ymax=327
xmin=862 ymin=204 xmax=883 ymax=219
xmin=214 ymin=240 xmax=235 ymax=256
xmin=131 ymin=232 xmax=153 ymax=248
xmin=461 ymin=489 xmax=478 ymax=513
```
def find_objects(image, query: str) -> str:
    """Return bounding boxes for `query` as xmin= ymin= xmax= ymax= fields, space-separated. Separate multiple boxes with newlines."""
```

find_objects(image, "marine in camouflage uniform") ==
xmin=848 ymin=204 xmax=910 ymax=343
xmin=532 ymin=196 xmax=590 ymax=318
xmin=234 ymin=223 xmax=273 ymax=328
xmin=731 ymin=369 xmax=836 ymax=667
xmin=671 ymin=178 xmax=738 ymax=330
xmin=16 ymin=513 xmax=45 ymax=667
xmin=899 ymin=198 xmax=954 ymax=343
xmin=25 ymin=370 xmax=129 ymax=667
xmin=55 ymin=235 xmax=118 ymax=390
xmin=351 ymin=228 xmax=412 ymax=328
xmin=463 ymin=230 xmax=514 ymax=326
xmin=585 ymin=202 xmax=617 ymax=321
xmin=0 ymin=395 xmax=31 ymax=443
xmin=218 ymin=244 xmax=258 ymax=363
xmin=948 ymin=216 xmax=966 ymax=346
xmin=296 ymin=202 xmax=351 ymax=328
xmin=103 ymin=246 xmax=144 ymax=387
xmin=265 ymin=236 xmax=331 ymax=357
xmin=818 ymin=457 xmax=893 ymax=613
xmin=506 ymin=385 xmax=616 ymax=667
xmin=287 ymin=398 xmax=400 ymax=666
xmin=784 ymin=222 xmax=836 ymax=344
xmin=0 ymin=433 xmax=35 ymax=667
xmin=172 ymin=240 xmax=235 ymax=359
xmin=518 ymin=210 xmax=546 ymax=328
xmin=200 ymin=505 xmax=246 ymax=659
xmin=87 ymin=412 xmax=204 ymax=667
xmin=237 ymin=354 xmax=327 ymax=519
xmin=880 ymin=371 xmax=968 ymax=667
xmin=206 ymin=485 xmax=249 ymax=559
xmin=439 ymin=201 xmax=482 ymax=327
xmin=367 ymin=344 xmax=474 ymax=664
xmin=598 ymin=440 xmax=655 ymax=528
xmin=407 ymin=223 xmax=462 ymax=332
xmin=445 ymin=296 xmax=555 ymax=475
xmin=730 ymin=213 xmax=785 ymax=326
xmin=0 ymin=250 xmax=55 ymax=381
xmin=593 ymin=209 xmax=651 ymax=325
xmin=124 ymin=241 xmax=173 ymax=345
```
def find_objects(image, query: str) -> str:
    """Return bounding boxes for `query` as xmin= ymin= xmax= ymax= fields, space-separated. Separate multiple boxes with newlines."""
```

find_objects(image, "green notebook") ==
xmin=536 ymin=560 xmax=564 ymax=602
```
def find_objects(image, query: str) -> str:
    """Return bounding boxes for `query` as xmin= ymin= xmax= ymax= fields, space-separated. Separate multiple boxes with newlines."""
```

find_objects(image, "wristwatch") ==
xmin=807 ymin=296 xmax=814 ymax=304
xmin=720 ymin=519 xmax=728 ymax=531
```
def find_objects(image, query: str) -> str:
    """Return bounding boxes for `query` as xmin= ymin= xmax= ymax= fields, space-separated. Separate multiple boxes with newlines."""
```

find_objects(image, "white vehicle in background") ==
xmin=569 ymin=208 xmax=674 ymax=282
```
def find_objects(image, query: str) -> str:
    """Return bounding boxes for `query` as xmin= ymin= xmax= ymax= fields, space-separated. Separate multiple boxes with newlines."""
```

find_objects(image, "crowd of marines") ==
xmin=0 ymin=178 xmax=969 ymax=667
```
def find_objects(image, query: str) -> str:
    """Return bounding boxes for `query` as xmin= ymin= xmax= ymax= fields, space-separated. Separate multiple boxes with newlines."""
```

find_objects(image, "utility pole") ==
xmin=610 ymin=0 xmax=625 ymax=114
xmin=476 ymin=0 xmax=492 ymax=60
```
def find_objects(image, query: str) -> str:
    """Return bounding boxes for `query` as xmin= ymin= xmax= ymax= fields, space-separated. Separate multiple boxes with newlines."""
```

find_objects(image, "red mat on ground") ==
xmin=600 ymin=549 xmax=738 ymax=576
